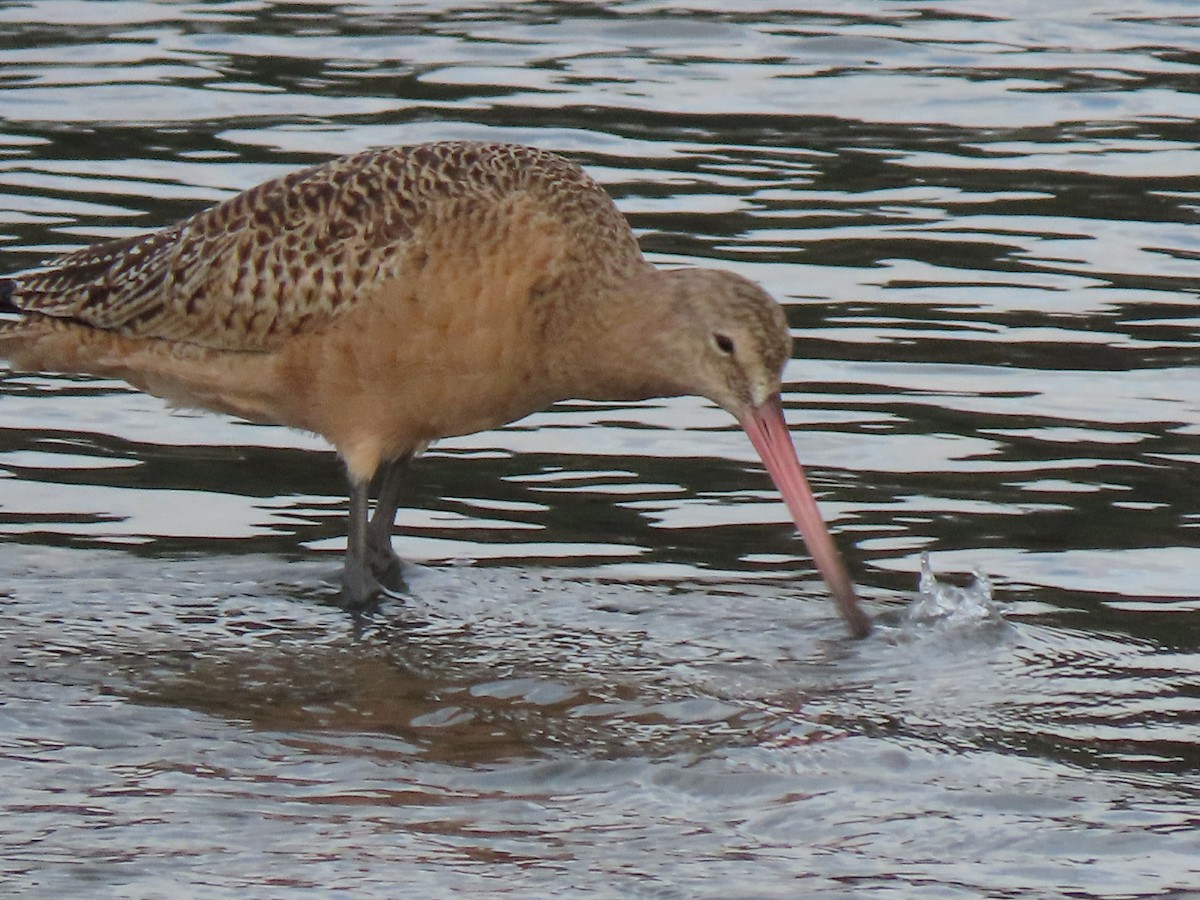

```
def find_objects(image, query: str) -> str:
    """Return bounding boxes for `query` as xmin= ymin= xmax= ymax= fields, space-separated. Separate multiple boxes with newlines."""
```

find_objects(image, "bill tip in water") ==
xmin=838 ymin=586 xmax=872 ymax=639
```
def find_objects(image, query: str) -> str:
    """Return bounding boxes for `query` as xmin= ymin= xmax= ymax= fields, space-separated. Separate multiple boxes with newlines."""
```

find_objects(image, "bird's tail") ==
xmin=0 ymin=278 xmax=15 ymax=313
xmin=0 ymin=278 xmax=29 ymax=362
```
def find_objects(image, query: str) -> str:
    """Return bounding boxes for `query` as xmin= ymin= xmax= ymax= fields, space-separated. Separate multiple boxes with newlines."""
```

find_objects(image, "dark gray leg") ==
xmin=342 ymin=476 xmax=381 ymax=611
xmin=366 ymin=454 xmax=412 ymax=590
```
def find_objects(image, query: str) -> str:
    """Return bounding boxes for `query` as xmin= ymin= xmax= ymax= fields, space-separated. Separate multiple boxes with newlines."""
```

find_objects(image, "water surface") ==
xmin=2 ymin=3 xmax=1199 ymax=896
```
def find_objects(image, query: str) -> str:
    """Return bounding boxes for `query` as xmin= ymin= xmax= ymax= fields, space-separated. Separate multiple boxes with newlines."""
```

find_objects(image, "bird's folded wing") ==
xmin=5 ymin=148 xmax=431 ymax=352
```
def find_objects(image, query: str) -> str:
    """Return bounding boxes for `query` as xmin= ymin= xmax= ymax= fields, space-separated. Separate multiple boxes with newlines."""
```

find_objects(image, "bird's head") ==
xmin=561 ymin=266 xmax=870 ymax=637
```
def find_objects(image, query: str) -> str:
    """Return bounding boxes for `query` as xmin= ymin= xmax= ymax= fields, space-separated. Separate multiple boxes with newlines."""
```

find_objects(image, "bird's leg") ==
xmin=366 ymin=454 xmax=412 ymax=591
xmin=342 ymin=475 xmax=382 ymax=611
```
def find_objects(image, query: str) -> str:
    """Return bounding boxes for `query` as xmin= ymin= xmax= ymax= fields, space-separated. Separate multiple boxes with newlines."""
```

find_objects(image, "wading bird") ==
xmin=0 ymin=142 xmax=870 ymax=637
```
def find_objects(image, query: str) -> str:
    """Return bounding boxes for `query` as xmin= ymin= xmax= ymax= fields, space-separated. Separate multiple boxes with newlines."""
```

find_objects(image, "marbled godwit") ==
xmin=0 ymin=141 xmax=870 ymax=637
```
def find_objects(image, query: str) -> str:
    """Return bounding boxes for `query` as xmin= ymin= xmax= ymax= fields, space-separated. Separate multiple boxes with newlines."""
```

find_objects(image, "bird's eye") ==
xmin=713 ymin=333 xmax=735 ymax=355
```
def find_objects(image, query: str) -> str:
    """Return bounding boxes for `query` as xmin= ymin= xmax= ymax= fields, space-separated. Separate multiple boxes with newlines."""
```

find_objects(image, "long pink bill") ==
xmin=739 ymin=395 xmax=871 ymax=638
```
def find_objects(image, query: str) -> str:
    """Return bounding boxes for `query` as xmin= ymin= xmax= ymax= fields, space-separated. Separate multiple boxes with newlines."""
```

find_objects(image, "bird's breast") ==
xmin=274 ymin=195 xmax=569 ymax=480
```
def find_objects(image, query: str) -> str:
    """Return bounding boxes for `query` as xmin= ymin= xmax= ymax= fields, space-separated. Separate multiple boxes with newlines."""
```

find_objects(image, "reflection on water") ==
xmin=2 ymin=2 xmax=1200 ymax=896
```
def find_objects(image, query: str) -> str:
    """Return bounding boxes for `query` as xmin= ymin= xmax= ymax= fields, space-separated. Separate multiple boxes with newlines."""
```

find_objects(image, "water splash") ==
xmin=906 ymin=552 xmax=1002 ymax=626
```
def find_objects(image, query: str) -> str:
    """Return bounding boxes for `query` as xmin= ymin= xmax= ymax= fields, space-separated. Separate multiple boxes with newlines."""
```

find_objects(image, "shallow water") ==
xmin=2 ymin=2 xmax=1200 ymax=897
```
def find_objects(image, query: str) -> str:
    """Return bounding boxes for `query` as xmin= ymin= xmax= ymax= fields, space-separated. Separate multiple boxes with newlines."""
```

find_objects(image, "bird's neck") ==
xmin=538 ymin=266 xmax=690 ymax=404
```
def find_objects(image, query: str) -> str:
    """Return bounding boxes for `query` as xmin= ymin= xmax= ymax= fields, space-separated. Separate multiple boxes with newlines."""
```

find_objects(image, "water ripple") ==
xmin=3 ymin=2 xmax=1200 ymax=896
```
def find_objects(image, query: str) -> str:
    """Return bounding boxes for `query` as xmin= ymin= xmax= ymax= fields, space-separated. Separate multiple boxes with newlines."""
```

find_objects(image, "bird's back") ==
xmin=0 ymin=142 xmax=642 ymax=355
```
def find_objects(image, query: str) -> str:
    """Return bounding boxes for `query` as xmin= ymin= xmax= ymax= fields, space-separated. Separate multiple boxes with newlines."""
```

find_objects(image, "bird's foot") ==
xmin=367 ymin=538 xmax=407 ymax=594
xmin=340 ymin=557 xmax=383 ymax=615
xmin=340 ymin=541 xmax=407 ymax=614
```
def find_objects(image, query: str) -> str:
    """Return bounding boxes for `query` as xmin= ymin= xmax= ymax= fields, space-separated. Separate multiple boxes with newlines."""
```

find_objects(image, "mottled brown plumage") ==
xmin=8 ymin=143 xmax=639 ymax=348
xmin=0 ymin=141 xmax=869 ymax=637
